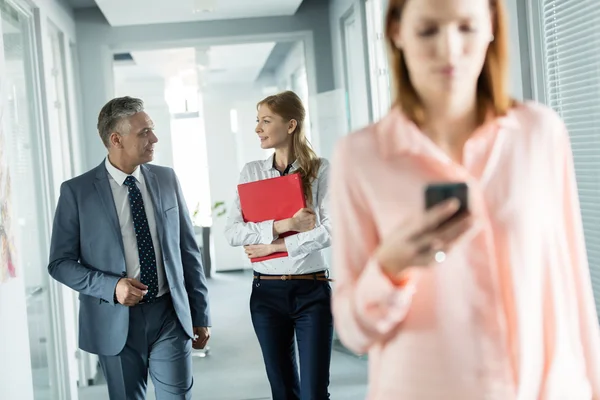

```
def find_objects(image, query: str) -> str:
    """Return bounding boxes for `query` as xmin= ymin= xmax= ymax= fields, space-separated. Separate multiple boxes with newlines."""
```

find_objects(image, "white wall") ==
xmin=310 ymin=89 xmax=348 ymax=161
xmin=327 ymin=0 xmax=371 ymax=163
xmin=202 ymin=83 xmax=269 ymax=271
xmin=329 ymin=0 xmax=370 ymax=105
xmin=36 ymin=0 xmax=77 ymax=40
xmin=272 ymin=40 xmax=322 ymax=147
xmin=275 ymin=41 xmax=305 ymax=90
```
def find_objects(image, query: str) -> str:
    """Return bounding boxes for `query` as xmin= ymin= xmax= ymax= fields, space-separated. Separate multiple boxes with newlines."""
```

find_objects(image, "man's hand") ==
xmin=193 ymin=327 xmax=210 ymax=350
xmin=115 ymin=278 xmax=148 ymax=306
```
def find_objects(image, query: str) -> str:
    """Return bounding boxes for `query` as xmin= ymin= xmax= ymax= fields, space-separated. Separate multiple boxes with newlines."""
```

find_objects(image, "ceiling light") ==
xmin=193 ymin=0 xmax=217 ymax=13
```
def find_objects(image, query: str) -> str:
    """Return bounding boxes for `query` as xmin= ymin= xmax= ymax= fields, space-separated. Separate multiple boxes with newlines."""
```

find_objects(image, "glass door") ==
xmin=46 ymin=20 xmax=74 ymax=186
xmin=45 ymin=18 xmax=81 ymax=398
xmin=0 ymin=1 xmax=74 ymax=398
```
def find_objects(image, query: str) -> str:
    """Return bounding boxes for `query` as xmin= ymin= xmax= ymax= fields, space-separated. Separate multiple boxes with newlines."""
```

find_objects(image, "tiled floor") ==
xmin=77 ymin=270 xmax=368 ymax=400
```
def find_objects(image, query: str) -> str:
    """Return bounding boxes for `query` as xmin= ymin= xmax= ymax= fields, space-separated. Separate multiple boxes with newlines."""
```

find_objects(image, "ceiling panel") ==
xmin=203 ymin=42 xmax=276 ymax=85
xmin=114 ymin=42 xmax=276 ymax=88
xmin=95 ymin=0 xmax=304 ymax=27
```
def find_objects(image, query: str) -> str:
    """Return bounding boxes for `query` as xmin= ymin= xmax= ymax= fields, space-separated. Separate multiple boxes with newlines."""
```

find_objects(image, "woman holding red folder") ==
xmin=225 ymin=90 xmax=333 ymax=400
xmin=329 ymin=0 xmax=600 ymax=398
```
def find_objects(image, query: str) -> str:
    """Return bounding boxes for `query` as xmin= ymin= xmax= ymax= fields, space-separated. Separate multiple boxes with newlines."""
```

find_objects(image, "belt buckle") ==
xmin=281 ymin=275 xmax=289 ymax=281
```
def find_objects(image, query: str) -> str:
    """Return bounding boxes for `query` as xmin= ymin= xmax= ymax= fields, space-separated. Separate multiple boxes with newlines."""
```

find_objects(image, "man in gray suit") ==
xmin=48 ymin=96 xmax=211 ymax=399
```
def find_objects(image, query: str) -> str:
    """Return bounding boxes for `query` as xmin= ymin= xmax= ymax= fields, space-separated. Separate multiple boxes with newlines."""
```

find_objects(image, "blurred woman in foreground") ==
xmin=330 ymin=0 xmax=600 ymax=398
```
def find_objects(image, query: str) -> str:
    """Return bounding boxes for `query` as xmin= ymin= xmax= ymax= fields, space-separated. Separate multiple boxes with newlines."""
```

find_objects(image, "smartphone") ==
xmin=425 ymin=182 xmax=469 ymax=224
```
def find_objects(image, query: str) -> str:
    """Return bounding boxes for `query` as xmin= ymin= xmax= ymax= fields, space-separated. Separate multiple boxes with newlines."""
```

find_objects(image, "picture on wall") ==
xmin=0 ymin=81 xmax=16 ymax=283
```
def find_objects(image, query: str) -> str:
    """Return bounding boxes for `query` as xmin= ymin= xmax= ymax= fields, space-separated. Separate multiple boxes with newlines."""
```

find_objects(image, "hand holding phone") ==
xmin=375 ymin=182 xmax=473 ymax=280
xmin=425 ymin=182 xmax=469 ymax=226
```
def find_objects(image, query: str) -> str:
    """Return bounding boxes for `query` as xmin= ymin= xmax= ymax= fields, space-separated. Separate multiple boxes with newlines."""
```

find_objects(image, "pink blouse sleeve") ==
xmin=330 ymin=136 xmax=417 ymax=355
xmin=559 ymin=124 xmax=600 ymax=397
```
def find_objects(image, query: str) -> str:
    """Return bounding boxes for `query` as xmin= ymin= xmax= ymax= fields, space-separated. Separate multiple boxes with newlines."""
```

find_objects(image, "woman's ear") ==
xmin=288 ymin=119 xmax=298 ymax=135
xmin=389 ymin=18 xmax=402 ymax=49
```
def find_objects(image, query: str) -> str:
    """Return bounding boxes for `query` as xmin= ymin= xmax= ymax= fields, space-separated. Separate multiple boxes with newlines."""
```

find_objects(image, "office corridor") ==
xmin=78 ymin=270 xmax=368 ymax=400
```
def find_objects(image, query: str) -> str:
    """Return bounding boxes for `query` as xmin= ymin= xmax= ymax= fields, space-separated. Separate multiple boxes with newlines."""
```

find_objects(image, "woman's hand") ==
xmin=273 ymin=208 xmax=316 ymax=236
xmin=376 ymin=198 xmax=474 ymax=280
xmin=244 ymin=239 xmax=286 ymax=259
xmin=290 ymin=208 xmax=316 ymax=232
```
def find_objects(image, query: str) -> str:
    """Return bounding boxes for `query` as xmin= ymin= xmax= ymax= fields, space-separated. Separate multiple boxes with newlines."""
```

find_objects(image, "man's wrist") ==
xmin=113 ymin=278 xmax=123 ymax=304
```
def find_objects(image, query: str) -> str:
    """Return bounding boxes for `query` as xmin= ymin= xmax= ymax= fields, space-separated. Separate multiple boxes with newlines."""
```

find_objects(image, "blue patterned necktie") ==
xmin=123 ymin=175 xmax=158 ymax=301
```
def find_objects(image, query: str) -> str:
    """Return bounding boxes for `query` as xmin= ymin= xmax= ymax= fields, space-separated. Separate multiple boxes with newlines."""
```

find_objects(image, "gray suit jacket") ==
xmin=48 ymin=161 xmax=211 ymax=356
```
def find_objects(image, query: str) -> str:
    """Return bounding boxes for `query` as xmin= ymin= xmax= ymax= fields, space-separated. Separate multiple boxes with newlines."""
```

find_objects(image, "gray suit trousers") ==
xmin=98 ymin=294 xmax=193 ymax=399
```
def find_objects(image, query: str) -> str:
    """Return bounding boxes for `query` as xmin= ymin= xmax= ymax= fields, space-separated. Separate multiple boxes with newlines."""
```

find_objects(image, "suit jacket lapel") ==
xmin=142 ymin=165 xmax=165 ymax=243
xmin=93 ymin=163 xmax=125 ymax=258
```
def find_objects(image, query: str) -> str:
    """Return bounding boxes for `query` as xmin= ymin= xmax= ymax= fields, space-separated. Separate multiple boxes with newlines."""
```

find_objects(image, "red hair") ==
xmin=385 ymin=0 xmax=515 ymax=125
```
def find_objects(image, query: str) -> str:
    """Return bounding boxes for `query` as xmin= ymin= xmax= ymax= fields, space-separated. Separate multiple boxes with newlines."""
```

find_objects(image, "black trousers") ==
xmin=250 ymin=272 xmax=334 ymax=400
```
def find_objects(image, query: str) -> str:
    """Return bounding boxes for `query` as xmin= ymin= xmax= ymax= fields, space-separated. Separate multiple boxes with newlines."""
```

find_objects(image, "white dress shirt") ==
xmin=105 ymin=157 xmax=168 ymax=296
xmin=225 ymin=154 xmax=332 ymax=275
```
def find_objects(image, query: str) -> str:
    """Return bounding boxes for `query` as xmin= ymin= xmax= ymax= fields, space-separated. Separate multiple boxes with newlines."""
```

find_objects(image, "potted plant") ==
xmin=212 ymin=201 xmax=226 ymax=218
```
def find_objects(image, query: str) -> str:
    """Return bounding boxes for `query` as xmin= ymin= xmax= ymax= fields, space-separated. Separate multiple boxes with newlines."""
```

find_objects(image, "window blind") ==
xmin=540 ymin=0 xmax=600 ymax=317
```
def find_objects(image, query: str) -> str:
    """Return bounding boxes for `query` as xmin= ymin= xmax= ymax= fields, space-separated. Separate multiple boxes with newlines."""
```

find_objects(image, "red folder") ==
xmin=238 ymin=173 xmax=306 ymax=262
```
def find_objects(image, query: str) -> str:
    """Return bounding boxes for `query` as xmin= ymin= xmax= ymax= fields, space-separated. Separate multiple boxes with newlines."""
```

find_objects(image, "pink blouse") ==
xmin=330 ymin=102 xmax=600 ymax=400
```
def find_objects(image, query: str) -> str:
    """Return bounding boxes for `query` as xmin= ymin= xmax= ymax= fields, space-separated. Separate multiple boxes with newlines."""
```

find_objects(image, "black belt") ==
xmin=137 ymin=292 xmax=171 ymax=305
xmin=253 ymin=271 xmax=333 ymax=282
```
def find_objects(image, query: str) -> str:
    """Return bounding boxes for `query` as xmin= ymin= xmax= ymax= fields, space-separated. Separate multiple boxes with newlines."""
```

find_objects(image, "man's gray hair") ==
xmin=97 ymin=96 xmax=144 ymax=148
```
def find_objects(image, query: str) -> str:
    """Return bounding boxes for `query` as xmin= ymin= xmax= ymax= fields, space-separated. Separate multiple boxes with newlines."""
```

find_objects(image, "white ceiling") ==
xmin=92 ymin=0 xmax=304 ymax=27
xmin=115 ymin=48 xmax=197 ymax=83
xmin=202 ymin=42 xmax=276 ymax=85
xmin=113 ymin=42 xmax=276 ymax=88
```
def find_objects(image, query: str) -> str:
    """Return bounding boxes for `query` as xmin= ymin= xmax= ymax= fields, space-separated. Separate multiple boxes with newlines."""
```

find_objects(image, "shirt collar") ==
xmin=377 ymin=105 xmax=522 ymax=160
xmin=262 ymin=153 xmax=299 ymax=172
xmin=104 ymin=157 xmax=141 ymax=186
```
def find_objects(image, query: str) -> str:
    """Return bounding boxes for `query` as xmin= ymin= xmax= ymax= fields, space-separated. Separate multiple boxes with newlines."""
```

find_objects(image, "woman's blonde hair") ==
xmin=257 ymin=91 xmax=321 ymax=205
xmin=385 ymin=0 xmax=515 ymax=125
